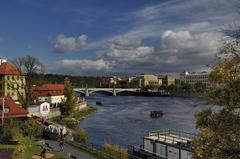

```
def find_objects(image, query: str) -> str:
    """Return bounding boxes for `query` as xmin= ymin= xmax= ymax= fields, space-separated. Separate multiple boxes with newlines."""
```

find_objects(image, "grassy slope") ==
xmin=0 ymin=139 xmax=66 ymax=159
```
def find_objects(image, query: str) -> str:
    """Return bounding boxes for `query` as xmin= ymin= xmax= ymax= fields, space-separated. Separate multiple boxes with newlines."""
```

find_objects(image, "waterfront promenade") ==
xmin=44 ymin=139 xmax=96 ymax=159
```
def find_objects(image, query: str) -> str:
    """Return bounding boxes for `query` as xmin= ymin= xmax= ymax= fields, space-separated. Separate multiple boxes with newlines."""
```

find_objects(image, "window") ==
xmin=7 ymin=84 xmax=10 ymax=90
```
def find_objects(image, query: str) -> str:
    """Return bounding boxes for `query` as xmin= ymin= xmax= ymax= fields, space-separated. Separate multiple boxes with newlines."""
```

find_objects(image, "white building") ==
xmin=180 ymin=71 xmax=209 ymax=85
xmin=32 ymin=84 xmax=65 ymax=108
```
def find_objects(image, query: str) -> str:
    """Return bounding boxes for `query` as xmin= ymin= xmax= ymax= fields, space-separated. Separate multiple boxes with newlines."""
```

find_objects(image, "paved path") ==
xmin=44 ymin=140 xmax=97 ymax=159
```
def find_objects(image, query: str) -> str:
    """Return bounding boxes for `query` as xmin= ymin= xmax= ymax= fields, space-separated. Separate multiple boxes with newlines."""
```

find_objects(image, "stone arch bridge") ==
xmin=74 ymin=88 xmax=140 ymax=96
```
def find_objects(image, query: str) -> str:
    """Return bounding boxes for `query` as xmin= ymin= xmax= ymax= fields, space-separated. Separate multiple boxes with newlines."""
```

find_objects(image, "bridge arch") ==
xmin=75 ymin=90 xmax=86 ymax=95
xmin=88 ymin=89 xmax=113 ymax=95
xmin=116 ymin=90 xmax=136 ymax=95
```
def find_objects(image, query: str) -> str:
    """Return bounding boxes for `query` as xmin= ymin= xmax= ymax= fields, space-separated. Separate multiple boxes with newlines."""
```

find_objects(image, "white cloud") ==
xmin=153 ymin=30 xmax=225 ymax=71
xmin=56 ymin=59 xmax=111 ymax=75
xmin=100 ymin=36 xmax=154 ymax=61
xmin=56 ymin=30 xmax=224 ymax=75
xmin=53 ymin=34 xmax=88 ymax=53
xmin=52 ymin=0 xmax=239 ymax=75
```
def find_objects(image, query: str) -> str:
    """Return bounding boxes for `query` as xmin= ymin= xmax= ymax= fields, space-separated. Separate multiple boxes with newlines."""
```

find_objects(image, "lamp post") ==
xmin=1 ymin=97 xmax=5 ymax=126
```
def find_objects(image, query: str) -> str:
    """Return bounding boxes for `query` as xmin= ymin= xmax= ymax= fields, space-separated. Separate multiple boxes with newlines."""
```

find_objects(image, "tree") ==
xmin=192 ymin=37 xmax=240 ymax=158
xmin=194 ymin=82 xmax=207 ymax=93
xmin=61 ymin=78 xmax=77 ymax=116
xmin=12 ymin=56 xmax=44 ymax=108
xmin=0 ymin=119 xmax=21 ymax=142
xmin=21 ymin=118 xmax=44 ymax=139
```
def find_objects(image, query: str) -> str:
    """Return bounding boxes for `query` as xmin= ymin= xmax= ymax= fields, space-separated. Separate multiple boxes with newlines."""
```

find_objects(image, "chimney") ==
xmin=0 ymin=59 xmax=7 ymax=65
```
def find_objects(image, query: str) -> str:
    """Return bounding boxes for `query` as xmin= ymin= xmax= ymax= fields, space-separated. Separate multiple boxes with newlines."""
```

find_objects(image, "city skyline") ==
xmin=0 ymin=0 xmax=239 ymax=76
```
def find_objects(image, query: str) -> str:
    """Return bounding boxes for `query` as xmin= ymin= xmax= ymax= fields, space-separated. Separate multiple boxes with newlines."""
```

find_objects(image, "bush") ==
xmin=102 ymin=143 xmax=128 ymax=159
xmin=73 ymin=129 xmax=89 ymax=145
xmin=21 ymin=118 xmax=44 ymax=139
xmin=73 ymin=106 xmax=97 ymax=120
xmin=0 ymin=119 xmax=21 ymax=142
xmin=62 ymin=117 xmax=77 ymax=129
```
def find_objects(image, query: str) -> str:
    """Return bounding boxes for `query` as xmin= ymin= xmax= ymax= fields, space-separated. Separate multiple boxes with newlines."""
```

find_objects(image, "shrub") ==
xmin=21 ymin=118 xmax=44 ymax=139
xmin=102 ymin=143 xmax=128 ymax=159
xmin=62 ymin=117 xmax=77 ymax=129
xmin=73 ymin=129 xmax=89 ymax=145
xmin=0 ymin=119 xmax=21 ymax=142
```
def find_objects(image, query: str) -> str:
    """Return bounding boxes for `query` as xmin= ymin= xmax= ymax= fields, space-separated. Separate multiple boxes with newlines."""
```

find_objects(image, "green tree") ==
xmin=192 ymin=38 xmax=240 ymax=158
xmin=61 ymin=78 xmax=77 ymax=116
xmin=194 ymin=82 xmax=207 ymax=93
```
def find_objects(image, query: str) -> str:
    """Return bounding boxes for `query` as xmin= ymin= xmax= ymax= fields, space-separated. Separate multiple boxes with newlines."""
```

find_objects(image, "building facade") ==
xmin=131 ymin=74 xmax=162 ymax=88
xmin=180 ymin=71 xmax=209 ymax=85
xmin=32 ymin=84 xmax=65 ymax=107
xmin=162 ymin=75 xmax=175 ymax=86
xmin=0 ymin=61 xmax=26 ymax=100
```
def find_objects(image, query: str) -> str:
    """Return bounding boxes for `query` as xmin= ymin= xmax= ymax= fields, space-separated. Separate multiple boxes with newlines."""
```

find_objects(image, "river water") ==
xmin=78 ymin=95 xmax=214 ymax=147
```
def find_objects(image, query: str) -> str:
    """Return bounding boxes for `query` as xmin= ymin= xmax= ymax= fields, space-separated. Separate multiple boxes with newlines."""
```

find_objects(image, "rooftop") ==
xmin=32 ymin=84 xmax=64 ymax=91
xmin=0 ymin=63 xmax=22 ymax=75
xmin=145 ymin=129 xmax=195 ymax=146
xmin=0 ymin=97 xmax=28 ymax=118
xmin=181 ymin=71 xmax=210 ymax=76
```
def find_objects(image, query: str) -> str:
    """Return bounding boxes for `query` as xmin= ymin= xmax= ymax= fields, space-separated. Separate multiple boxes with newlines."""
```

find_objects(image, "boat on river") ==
xmin=96 ymin=101 xmax=103 ymax=105
xmin=128 ymin=129 xmax=194 ymax=159
xmin=150 ymin=111 xmax=163 ymax=118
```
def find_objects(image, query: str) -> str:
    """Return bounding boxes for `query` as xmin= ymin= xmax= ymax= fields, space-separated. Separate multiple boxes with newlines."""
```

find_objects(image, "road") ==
xmin=44 ymin=139 xmax=97 ymax=159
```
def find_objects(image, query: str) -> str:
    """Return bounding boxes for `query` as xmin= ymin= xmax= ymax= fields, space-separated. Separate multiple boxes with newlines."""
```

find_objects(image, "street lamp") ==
xmin=1 ymin=97 xmax=7 ymax=126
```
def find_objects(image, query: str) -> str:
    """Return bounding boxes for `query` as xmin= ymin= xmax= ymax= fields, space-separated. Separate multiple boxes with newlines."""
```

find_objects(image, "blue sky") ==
xmin=0 ymin=0 xmax=239 ymax=76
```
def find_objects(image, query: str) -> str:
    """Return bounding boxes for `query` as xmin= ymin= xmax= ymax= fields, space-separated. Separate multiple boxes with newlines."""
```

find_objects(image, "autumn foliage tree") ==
xmin=192 ymin=37 xmax=240 ymax=158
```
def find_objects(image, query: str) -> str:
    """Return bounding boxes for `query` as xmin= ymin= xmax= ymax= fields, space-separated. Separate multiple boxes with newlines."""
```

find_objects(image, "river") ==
xmin=78 ymin=95 xmax=215 ymax=147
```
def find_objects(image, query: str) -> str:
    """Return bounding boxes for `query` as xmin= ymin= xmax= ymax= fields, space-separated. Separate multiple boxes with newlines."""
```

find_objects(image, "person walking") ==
xmin=40 ymin=148 xmax=46 ymax=159
xmin=59 ymin=139 xmax=64 ymax=152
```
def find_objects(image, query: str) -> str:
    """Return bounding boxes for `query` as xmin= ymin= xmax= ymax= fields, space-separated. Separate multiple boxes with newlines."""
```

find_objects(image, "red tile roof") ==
xmin=31 ymin=84 xmax=65 ymax=97
xmin=0 ymin=63 xmax=22 ymax=75
xmin=35 ymin=92 xmax=64 ymax=97
xmin=32 ymin=84 xmax=64 ymax=91
xmin=0 ymin=97 xmax=28 ymax=118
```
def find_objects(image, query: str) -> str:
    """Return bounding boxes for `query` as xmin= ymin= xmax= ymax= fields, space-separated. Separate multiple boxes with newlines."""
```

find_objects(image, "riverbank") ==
xmin=49 ymin=105 xmax=129 ymax=159
xmin=51 ymin=106 xmax=97 ymax=129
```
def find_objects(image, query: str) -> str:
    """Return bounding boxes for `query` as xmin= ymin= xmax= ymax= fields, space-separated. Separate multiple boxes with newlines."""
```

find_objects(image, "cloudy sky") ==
xmin=0 ymin=0 xmax=239 ymax=76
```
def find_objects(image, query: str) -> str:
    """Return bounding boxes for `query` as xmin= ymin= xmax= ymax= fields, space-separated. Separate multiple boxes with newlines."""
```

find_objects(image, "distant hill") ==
xmin=32 ymin=74 xmax=110 ymax=88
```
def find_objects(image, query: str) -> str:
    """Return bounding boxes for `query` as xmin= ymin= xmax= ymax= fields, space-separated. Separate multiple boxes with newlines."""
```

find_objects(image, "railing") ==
xmin=149 ymin=129 xmax=195 ymax=140
xmin=66 ymin=141 xmax=147 ymax=159
xmin=128 ymin=145 xmax=167 ymax=159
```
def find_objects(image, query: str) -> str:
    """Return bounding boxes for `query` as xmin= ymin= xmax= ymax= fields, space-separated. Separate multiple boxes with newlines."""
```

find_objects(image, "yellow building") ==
xmin=0 ymin=62 xmax=26 ymax=100
xmin=131 ymin=74 xmax=162 ymax=88
xmin=162 ymin=75 xmax=175 ymax=86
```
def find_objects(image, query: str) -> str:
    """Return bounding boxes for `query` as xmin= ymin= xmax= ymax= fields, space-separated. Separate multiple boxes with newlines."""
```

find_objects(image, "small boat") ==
xmin=96 ymin=101 xmax=103 ymax=105
xmin=150 ymin=111 xmax=163 ymax=118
